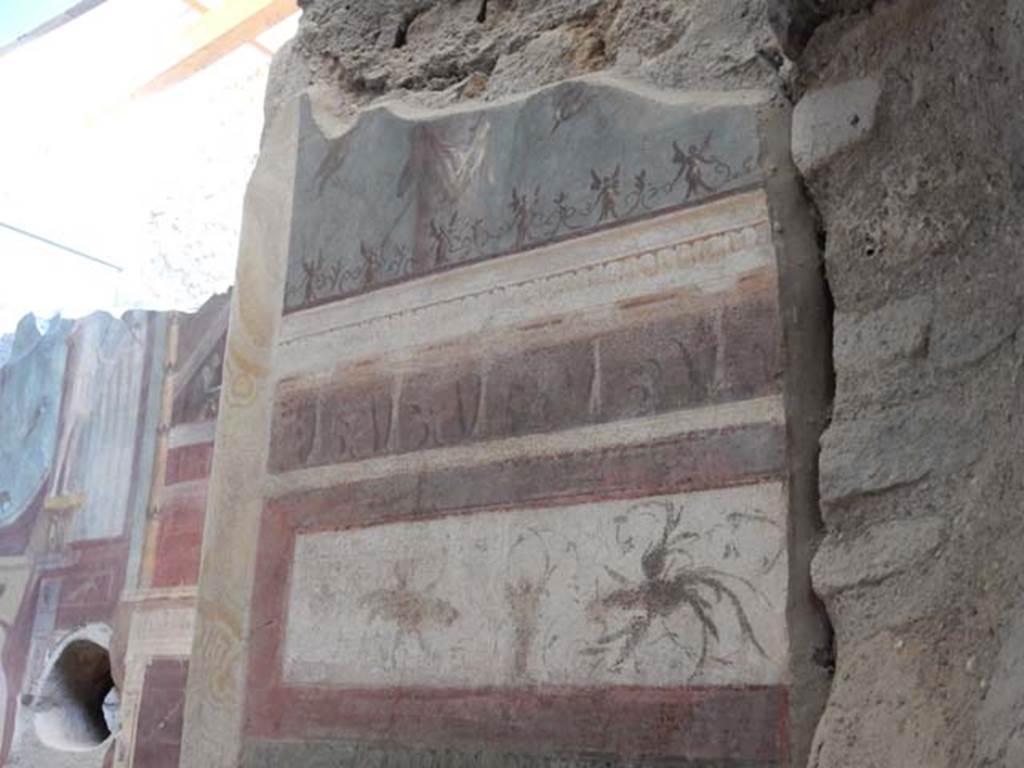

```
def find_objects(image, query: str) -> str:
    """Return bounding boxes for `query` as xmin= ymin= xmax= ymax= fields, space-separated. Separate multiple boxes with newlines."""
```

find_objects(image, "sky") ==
xmin=0 ymin=0 xmax=298 ymax=337
xmin=0 ymin=0 xmax=84 ymax=47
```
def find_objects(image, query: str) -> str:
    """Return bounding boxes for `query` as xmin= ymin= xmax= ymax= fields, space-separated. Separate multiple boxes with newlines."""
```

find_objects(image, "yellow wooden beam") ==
xmin=184 ymin=0 xmax=277 ymax=57
xmin=133 ymin=0 xmax=296 ymax=98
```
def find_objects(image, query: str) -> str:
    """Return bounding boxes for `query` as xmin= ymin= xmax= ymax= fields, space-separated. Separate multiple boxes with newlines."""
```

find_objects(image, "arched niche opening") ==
xmin=33 ymin=625 xmax=118 ymax=752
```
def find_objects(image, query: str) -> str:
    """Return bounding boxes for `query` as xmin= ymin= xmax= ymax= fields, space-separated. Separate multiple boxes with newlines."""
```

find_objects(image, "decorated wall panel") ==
xmin=180 ymin=78 xmax=829 ymax=767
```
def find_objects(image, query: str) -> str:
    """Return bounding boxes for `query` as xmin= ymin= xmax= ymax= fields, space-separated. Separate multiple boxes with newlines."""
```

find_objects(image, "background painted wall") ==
xmin=0 ymin=294 xmax=228 ymax=767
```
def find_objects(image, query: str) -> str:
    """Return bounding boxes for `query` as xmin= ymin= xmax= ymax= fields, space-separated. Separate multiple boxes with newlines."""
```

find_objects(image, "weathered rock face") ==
xmin=266 ymin=0 xmax=789 ymax=130
xmin=788 ymin=0 xmax=1024 ymax=765
xmin=766 ymin=0 xmax=874 ymax=59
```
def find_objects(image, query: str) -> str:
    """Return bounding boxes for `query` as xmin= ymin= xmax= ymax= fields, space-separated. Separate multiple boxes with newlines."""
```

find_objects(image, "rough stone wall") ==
xmin=786 ymin=1 xmax=1024 ymax=766
xmin=265 ymin=0 xmax=789 ymax=129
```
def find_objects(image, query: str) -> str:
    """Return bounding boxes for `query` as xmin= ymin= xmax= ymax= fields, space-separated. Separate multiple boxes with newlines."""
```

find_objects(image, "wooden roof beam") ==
xmin=133 ymin=0 xmax=297 ymax=98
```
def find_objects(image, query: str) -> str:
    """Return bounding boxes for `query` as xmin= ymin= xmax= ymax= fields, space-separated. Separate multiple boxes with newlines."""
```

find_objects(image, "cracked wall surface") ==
xmin=264 ymin=0 xmax=792 ymax=130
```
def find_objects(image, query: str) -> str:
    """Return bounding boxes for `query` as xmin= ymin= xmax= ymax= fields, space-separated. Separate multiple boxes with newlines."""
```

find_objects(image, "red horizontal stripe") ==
xmin=244 ymin=683 xmax=787 ymax=762
xmin=266 ymin=422 xmax=785 ymax=532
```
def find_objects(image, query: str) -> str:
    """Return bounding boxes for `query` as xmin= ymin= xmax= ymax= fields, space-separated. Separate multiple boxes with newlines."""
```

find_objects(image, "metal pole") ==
xmin=0 ymin=220 xmax=123 ymax=272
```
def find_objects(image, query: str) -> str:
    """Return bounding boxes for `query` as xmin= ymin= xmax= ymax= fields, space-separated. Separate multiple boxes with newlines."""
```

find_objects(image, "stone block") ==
xmin=834 ymin=295 xmax=933 ymax=371
xmin=820 ymin=399 xmax=986 ymax=505
xmin=812 ymin=516 xmax=945 ymax=598
xmin=792 ymin=77 xmax=881 ymax=176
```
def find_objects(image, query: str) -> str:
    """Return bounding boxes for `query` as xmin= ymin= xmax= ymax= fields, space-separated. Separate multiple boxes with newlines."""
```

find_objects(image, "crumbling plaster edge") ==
xmin=758 ymin=98 xmax=836 ymax=767
xmin=300 ymin=70 xmax=776 ymax=143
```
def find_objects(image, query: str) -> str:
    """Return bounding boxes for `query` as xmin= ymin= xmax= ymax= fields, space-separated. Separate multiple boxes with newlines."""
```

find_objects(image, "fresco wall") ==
xmin=0 ymin=294 xmax=228 ymax=767
xmin=113 ymin=294 xmax=228 ymax=768
xmin=183 ymin=77 xmax=832 ymax=767
xmin=0 ymin=77 xmax=828 ymax=768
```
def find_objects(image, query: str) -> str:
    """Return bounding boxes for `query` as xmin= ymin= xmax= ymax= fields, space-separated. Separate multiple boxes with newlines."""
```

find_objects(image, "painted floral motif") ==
xmin=583 ymin=499 xmax=767 ymax=678
xmin=285 ymin=131 xmax=753 ymax=312
xmin=359 ymin=559 xmax=460 ymax=667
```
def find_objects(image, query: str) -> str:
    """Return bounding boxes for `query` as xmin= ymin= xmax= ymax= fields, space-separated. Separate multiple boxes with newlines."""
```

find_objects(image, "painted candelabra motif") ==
xmin=503 ymin=528 xmax=556 ymax=681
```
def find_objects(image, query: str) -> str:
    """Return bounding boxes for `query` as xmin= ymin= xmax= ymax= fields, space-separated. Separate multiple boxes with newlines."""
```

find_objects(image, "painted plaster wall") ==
xmin=0 ymin=294 xmax=228 ymax=767
xmin=0 ymin=2 xmax=1015 ymax=766
xmin=0 ymin=310 xmax=166 ymax=767
xmin=113 ymin=294 xmax=229 ymax=768
xmin=181 ymin=76 xmax=830 ymax=767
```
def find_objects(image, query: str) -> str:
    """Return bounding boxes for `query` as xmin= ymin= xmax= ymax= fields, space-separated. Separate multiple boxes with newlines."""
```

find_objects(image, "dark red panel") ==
xmin=268 ymin=388 xmax=317 ymax=474
xmin=164 ymin=442 xmax=214 ymax=486
xmin=246 ymin=684 xmax=787 ymax=762
xmin=152 ymin=483 xmax=207 ymax=588
xmin=480 ymin=339 xmax=595 ymax=439
xmin=266 ymin=422 xmax=785 ymax=532
xmin=317 ymin=379 xmax=394 ymax=464
xmin=55 ymin=539 xmax=129 ymax=629
xmin=133 ymin=658 xmax=189 ymax=768
xmin=720 ymin=278 xmax=783 ymax=401
xmin=600 ymin=309 xmax=718 ymax=420
xmin=398 ymin=365 xmax=478 ymax=452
